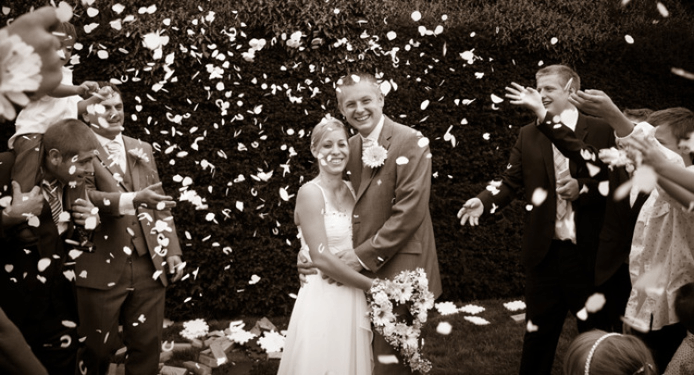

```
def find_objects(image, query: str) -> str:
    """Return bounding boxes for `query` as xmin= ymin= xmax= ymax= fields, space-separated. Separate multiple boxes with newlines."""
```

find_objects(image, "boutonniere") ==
xmin=128 ymin=148 xmax=150 ymax=163
xmin=362 ymin=143 xmax=388 ymax=168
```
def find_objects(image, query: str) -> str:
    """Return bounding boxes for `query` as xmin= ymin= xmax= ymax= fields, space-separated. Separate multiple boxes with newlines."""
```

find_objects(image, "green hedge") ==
xmin=2 ymin=0 xmax=693 ymax=319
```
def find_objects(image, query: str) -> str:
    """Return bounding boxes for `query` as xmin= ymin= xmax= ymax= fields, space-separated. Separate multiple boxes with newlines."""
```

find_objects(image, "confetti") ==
xmin=37 ymin=258 xmax=51 ymax=272
xmin=585 ymin=293 xmax=606 ymax=313
xmin=55 ymin=2 xmax=73 ymax=23
xmin=503 ymin=300 xmax=526 ymax=311
xmin=531 ymin=188 xmax=548 ymax=206
xmin=656 ymin=2 xmax=669 ymax=17
xmin=436 ymin=322 xmax=452 ymax=335
xmin=624 ymin=35 xmax=634 ymax=44
xmin=411 ymin=11 xmax=422 ymax=22
xmin=464 ymin=316 xmax=490 ymax=325
xmin=526 ymin=320 xmax=538 ymax=332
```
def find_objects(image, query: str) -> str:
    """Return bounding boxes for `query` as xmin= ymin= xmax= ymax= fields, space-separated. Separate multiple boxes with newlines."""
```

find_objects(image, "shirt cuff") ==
xmin=119 ymin=192 xmax=137 ymax=215
xmin=615 ymin=121 xmax=654 ymax=147
xmin=357 ymin=256 xmax=371 ymax=272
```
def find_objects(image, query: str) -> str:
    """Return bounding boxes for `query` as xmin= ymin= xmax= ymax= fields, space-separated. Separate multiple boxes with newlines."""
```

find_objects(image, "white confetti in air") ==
xmin=84 ymin=216 xmax=98 ymax=230
xmin=97 ymin=50 xmax=109 ymax=59
xmin=249 ymin=274 xmax=261 ymax=284
xmin=585 ymin=293 xmax=606 ymax=313
xmin=587 ymin=163 xmax=601 ymax=177
xmin=551 ymin=37 xmax=558 ymax=45
xmin=435 ymin=301 xmax=459 ymax=315
xmin=112 ymin=3 xmax=125 ymax=13
xmin=5 ymin=265 xmax=13 ymax=273
xmin=482 ymin=133 xmax=490 ymax=140
xmin=86 ymin=7 xmax=99 ymax=17
xmin=55 ymin=2 xmax=73 ymax=22
xmin=576 ymin=307 xmax=588 ymax=321
xmin=436 ymin=322 xmax=453 ymax=335
xmin=395 ymin=156 xmax=409 ymax=165
xmin=464 ymin=316 xmax=490 ymax=325
xmin=459 ymin=304 xmax=485 ymax=315
xmin=598 ymin=180 xmax=610 ymax=196
xmin=386 ymin=31 xmax=397 ymax=40
xmin=1 ymin=7 xmax=9 ymax=15
xmin=420 ymin=100 xmax=430 ymax=110
xmin=156 ymin=202 xmax=166 ymax=210
xmin=378 ymin=355 xmax=399 ymax=364
xmin=503 ymin=300 xmax=526 ymax=311
xmin=671 ymin=67 xmax=694 ymax=80
xmin=38 ymin=258 xmax=51 ymax=272
xmin=380 ymin=81 xmax=392 ymax=96
xmin=69 ymin=165 xmax=76 ymax=175
xmin=526 ymin=320 xmax=538 ymax=332
xmin=62 ymin=320 xmax=77 ymax=328
xmin=434 ymin=25 xmax=444 ymax=35
xmin=411 ymin=11 xmax=422 ymax=22
xmin=83 ymin=23 xmax=99 ymax=34
xmin=490 ymin=94 xmax=504 ymax=104
xmin=657 ymin=2 xmax=669 ymax=17
xmin=59 ymin=212 xmax=71 ymax=222
xmin=624 ymin=35 xmax=634 ymax=44
xmin=531 ymin=188 xmax=548 ymax=206
xmin=632 ymin=165 xmax=657 ymax=193
xmin=279 ymin=187 xmax=290 ymax=201
xmin=418 ymin=137 xmax=430 ymax=148
xmin=27 ymin=215 xmax=40 ymax=227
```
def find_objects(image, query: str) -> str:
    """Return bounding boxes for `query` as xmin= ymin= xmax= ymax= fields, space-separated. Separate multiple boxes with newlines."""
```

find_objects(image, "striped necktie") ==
xmin=43 ymin=180 xmax=62 ymax=226
xmin=105 ymin=140 xmax=126 ymax=171
xmin=553 ymin=145 xmax=569 ymax=220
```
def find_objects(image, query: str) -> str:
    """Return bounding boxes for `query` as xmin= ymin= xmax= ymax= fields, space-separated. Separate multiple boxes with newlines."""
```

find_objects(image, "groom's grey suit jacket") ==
xmin=346 ymin=116 xmax=442 ymax=298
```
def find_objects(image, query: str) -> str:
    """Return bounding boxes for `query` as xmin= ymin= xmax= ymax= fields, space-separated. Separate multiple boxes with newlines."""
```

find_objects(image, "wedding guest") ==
xmin=279 ymin=117 xmax=374 ymax=375
xmin=503 ymin=86 xmax=649 ymax=333
xmin=621 ymin=108 xmax=694 ymax=372
xmin=298 ymin=72 xmax=441 ymax=374
xmin=664 ymin=282 xmax=694 ymax=375
xmin=0 ymin=119 xmax=100 ymax=374
xmin=459 ymin=65 xmax=614 ymax=375
xmin=563 ymin=330 xmax=657 ymax=375
xmin=75 ymin=82 xmax=184 ymax=375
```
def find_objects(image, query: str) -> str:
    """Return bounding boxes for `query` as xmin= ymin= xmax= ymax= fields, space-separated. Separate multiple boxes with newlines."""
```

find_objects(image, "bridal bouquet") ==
xmin=367 ymin=268 xmax=435 ymax=373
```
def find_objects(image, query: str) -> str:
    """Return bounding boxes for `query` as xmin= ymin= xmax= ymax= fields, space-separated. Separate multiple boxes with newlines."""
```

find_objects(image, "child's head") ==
xmin=649 ymin=107 xmax=694 ymax=163
xmin=55 ymin=21 xmax=77 ymax=65
xmin=675 ymin=282 xmax=694 ymax=333
xmin=623 ymin=108 xmax=653 ymax=124
xmin=563 ymin=330 xmax=657 ymax=375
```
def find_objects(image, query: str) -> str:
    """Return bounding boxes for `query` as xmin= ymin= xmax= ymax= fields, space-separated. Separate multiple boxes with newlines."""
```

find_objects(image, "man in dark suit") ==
xmin=75 ymin=83 xmax=184 ymax=375
xmin=0 ymin=119 xmax=100 ymax=374
xmin=458 ymin=65 xmax=614 ymax=375
xmin=505 ymin=85 xmax=649 ymax=333
xmin=299 ymin=72 xmax=441 ymax=374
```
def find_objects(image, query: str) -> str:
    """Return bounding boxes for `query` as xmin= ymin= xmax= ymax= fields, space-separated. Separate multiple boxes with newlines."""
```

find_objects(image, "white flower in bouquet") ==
xmin=180 ymin=318 xmax=209 ymax=340
xmin=0 ymin=29 xmax=42 ymax=120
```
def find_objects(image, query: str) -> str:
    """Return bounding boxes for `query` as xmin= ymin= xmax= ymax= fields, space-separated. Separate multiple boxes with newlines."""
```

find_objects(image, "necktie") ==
xmin=553 ymin=145 xmax=569 ymax=220
xmin=43 ymin=180 xmax=62 ymax=226
xmin=105 ymin=140 xmax=125 ymax=171
xmin=362 ymin=137 xmax=374 ymax=152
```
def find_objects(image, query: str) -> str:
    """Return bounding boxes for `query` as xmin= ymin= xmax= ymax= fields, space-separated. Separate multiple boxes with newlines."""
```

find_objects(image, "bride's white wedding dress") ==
xmin=278 ymin=180 xmax=373 ymax=375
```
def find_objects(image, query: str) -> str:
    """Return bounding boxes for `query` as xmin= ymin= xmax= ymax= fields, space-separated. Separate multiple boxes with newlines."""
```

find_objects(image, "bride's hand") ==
xmin=297 ymin=251 xmax=317 ymax=287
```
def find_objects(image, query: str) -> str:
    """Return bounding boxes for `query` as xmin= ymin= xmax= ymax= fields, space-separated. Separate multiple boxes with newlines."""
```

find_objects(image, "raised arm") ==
xmin=296 ymin=184 xmax=373 ymax=290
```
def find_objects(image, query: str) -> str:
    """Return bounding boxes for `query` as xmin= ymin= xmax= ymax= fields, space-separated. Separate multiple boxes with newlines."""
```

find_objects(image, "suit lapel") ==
xmin=348 ymin=136 xmax=363 ymax=191
xmin=539 ymin=128 xmax=556 ymax=186
xmin=123 ymin=136 xmax=140 ymax=190
xmin=95 ymin=143 xmax=130 ymax=192
xmin=355 ymin=117 xmax=393 ymax=202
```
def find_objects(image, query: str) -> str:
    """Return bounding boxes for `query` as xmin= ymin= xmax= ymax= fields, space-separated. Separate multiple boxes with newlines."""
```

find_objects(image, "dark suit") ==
xmin=477 ymin=113 xmax=614 ymax=375
xmin=75 ymin=136 xmax=182 ymax=375
xmin=0 ymin=151 xmax=83 ymax=375
xmin=536 ymin=117 xmax=648 ymax=332
xmin=346 ymin=117 xmax=441 ymax=375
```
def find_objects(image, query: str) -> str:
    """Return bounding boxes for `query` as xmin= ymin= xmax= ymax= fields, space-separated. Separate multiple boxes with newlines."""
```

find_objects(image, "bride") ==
xmin=278 ymin=117 xmax=374 ymax=375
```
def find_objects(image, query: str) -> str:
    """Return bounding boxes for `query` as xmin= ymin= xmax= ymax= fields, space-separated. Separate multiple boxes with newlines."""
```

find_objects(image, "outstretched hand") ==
xmin=505 ymin=82 xmax=546 ymax=119
xmin=457 ymin=197 xmax=484 ymax=226
xmin=134 ymin=182 xmax=176 ymax=210
xmin=623 ymin=135 xmax=669 ymax=170
xmin=568 ymin=90 xmax=620 ymax=119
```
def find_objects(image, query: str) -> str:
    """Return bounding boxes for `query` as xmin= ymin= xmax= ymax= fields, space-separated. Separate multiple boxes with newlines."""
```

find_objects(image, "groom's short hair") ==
xmin=335 ymin=72 xmax=380 ymax=106
xmin=536 ymin=64 xmax=581 ymax=92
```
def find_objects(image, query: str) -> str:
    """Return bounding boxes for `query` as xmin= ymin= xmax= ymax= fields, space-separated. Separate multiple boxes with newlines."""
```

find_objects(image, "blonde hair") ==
xmin=536 ymin=64 xmax=581 ymax=92
xmin=563 ymin=330 xmax=657 ymax=375
xmin=310 ymin=116 xmax=349 ymax=154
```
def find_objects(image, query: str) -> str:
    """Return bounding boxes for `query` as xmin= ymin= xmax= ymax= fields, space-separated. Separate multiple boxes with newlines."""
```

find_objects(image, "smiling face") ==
xmin=337 ymin=80 xmax=384 ymax=137
xmin=85 ymin=93 xmax=125 ymax=140
xmin=312 ymin=126 xmax=350 ymax=175
xmin=536 ymin=74 xmax=574 ymax=115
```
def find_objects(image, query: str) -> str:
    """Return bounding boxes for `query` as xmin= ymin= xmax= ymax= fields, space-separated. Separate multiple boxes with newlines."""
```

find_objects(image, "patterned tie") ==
xmin=362 ymin=137 xmax=374 ymax=152
xmin=553 ymin=145 xmax=570 ymax=220
xmin=105 ymin=140 xmax=125 ymax=171
xmin=43 ymin=180 xmax=62 ymax=226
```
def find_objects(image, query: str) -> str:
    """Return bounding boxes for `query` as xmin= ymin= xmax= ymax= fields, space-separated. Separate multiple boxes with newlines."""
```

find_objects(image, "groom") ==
xmin=300 ymin=72 xmax=441 ymax=374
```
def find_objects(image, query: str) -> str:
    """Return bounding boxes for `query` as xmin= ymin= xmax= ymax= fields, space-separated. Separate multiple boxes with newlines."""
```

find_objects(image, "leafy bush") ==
xmin=2 ymin=0 xmax=693 ymax=319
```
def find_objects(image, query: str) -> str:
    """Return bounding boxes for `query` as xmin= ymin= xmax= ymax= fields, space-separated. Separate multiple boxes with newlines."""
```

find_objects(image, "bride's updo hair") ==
xmin=310 ymin=115 xmax=349 ymax=155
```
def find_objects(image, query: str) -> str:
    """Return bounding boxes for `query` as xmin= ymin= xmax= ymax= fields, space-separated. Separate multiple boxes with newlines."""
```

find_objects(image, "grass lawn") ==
xmin=160 ymin=298 xmax=579 ymax=375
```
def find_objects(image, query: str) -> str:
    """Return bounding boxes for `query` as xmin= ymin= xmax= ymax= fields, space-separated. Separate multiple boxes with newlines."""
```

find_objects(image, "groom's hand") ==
xmin=335 ymin=249 xmax=364 ymax=272
xmin=457 ymin=198 xmax=484 ymax=226
xmin=297 ymin=251 xmax=317 ymax=287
